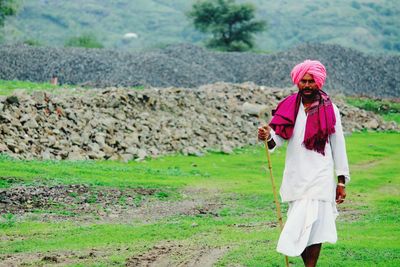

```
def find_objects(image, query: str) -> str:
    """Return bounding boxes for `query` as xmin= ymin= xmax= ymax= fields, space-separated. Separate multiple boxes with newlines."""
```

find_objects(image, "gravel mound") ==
xmin=0 ymin=43 xmax=398 ymax=98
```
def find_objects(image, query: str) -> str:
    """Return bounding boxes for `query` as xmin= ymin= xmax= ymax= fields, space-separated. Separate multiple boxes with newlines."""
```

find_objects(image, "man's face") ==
xmin=298 ymin=73 xmax=319 ymax=99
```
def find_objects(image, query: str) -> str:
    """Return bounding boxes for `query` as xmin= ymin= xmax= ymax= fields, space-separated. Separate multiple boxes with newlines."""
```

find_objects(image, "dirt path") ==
xmin=350 ymin=150 xmax=400 ymax=172
xmin=351 ymin=158 xmax=385 ymax=171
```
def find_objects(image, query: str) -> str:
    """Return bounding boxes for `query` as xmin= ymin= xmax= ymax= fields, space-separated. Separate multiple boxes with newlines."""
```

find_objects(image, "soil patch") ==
xmin=337 ymin=198 xmax=366 ymax=222
xmin=0 ymin=184 xmax=155 ymax=214
xmin=0 ymin=248 xmax=110 ymax=266
xmin=0 ymin=185 xmax=222 ymax=224
xmin=232 ymin=221 xmax=278 ymax=230
xmin=126 ymin=241 xmax=228 ymax=267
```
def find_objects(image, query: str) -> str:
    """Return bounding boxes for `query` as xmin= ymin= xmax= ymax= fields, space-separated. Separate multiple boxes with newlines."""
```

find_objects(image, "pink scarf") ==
xmin=269 ymin=91 xmax=336 ymax=155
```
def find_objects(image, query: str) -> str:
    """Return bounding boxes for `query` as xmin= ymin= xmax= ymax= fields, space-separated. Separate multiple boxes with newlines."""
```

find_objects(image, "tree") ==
xmin=0 ymin=0 xmax=17 ymax=27
xmin=65 ymin=33 xmax=103 ymax=49
xmin=188 ymin=0 xmax=266 ymax=51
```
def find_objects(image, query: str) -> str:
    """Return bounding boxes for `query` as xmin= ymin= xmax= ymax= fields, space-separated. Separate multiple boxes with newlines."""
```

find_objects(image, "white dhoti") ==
xmin=276 ymin=199 xmax=338 ymax=257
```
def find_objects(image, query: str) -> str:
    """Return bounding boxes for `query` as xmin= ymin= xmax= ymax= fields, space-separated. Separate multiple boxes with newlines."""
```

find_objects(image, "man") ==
xmin=258 ymin=60 xmax=350 ymax=267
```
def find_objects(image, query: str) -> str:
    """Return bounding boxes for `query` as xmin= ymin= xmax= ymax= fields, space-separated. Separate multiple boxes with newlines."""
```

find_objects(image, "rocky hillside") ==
xmin=0 ymin=83 xmax=396 ymax=161
xmin=0 ymin=43 xmax=399 ymax=98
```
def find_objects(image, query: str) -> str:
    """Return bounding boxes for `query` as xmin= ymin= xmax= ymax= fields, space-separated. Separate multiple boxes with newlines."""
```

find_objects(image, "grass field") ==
xmin=0 ymin=80 xmax=145 ymax=95
xmin=0 ymin=131 xmax=399 ymax=266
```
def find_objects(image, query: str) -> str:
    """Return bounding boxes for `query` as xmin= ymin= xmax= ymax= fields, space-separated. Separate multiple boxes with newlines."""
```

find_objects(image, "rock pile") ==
xmin=0 ymin=43 xmax=399 ymax=98
xmin=0 ymin=83 xmax=397 ymax=160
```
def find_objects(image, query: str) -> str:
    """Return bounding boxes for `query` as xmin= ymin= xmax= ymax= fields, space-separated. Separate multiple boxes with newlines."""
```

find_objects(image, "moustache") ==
xmin=300 ymin=87 xmax=318 ymax=95
xmin=300 ymin=88 xmax=319 ymax=98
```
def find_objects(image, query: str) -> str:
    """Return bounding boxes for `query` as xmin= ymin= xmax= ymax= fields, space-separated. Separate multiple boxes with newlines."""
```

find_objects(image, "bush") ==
xmin=23 ymin=39 xmax=42 ymax=46
xmin=0 ymin=213 xmax=16 ymax=229
xmin=65 ymin=34 xmax=103 ymax=49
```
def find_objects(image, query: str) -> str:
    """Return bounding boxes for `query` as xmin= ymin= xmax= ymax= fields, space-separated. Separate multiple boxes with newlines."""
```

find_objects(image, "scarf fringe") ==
xmin=303 ymin=126 xmax=336 ymax=155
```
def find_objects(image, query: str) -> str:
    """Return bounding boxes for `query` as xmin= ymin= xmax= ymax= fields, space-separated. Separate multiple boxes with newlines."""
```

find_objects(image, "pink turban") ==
xmin=290 ymin=60 xmax=327 ymax=89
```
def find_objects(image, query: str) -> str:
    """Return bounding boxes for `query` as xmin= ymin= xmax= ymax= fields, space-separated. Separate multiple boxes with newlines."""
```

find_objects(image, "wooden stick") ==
xmin=263 ymin=139 xmax=285 ymax=230
xmin=257 ymin=109 xmax=289 ymax=266
xmin=263 ymin=138 xmax=290 ymax=267
xmin=256 ymin=120 xmax=289 ymax=267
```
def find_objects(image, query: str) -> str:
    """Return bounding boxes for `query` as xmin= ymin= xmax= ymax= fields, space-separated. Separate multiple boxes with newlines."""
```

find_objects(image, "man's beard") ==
xmin=300 ymin=88 xmax=319 ymax=100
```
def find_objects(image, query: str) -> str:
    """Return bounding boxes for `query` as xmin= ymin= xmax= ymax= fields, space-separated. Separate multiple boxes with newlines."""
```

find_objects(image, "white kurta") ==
xmin=270 ymin=103 xmax=350 ymax=256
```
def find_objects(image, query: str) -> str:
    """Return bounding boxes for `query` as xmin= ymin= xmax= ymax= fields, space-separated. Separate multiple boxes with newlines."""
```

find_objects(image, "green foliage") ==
xmin=86 ymin=193 xmax=98 ymax=204
xmin=155 ymin=191 xmax=169 ymax=199
xmin=65 ymin=33 xmax=103 ymax=49
xmin=0 ymin=213 xmax=16 ymax=229
xmin=187 ymin=0 xmax=266 ymax=51
xmin=0 ymin=0 xmax=16 ymax=27
xmin=23 ymin=39 xmax=41 ymax=46
xmin=346 ymin=97 xmax=400 ymax=123
xmin=382 ymin=113 xmax=400 ymax=124
xmin=346 ymin=97 xmax=400 ymax=114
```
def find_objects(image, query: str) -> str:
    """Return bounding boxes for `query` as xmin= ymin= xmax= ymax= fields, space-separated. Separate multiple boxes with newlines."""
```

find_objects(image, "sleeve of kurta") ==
xmin=330 ymin=104 xmax=351 ymax=184
xmin=268 ymin=128 xmax=285 ymax=153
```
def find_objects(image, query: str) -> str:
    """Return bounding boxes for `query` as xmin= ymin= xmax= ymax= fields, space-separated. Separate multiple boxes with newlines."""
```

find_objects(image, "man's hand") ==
xmin=336 ymin=185 xmax=346 ymax=204
xmin=258 ymin=125 xmax=271 ymax=141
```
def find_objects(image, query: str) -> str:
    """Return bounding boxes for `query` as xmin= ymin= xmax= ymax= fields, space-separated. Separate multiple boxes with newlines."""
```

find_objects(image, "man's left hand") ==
xmin=336 ymin=185 xmax=346 ymax=204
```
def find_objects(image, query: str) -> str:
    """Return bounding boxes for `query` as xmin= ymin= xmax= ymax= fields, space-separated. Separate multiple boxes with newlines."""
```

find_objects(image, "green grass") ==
xmin=346 ymin=97 xmax=400 ymax=123
xmin=0 ymin=132 xmax=399 ymax=266
xmin=382 ymin=113 xmax=400 ymax=124
xmin=0 ymin=79 xmax=146 ymax=96
xmin=0 ymin=79 xmax=73 ymax=95
xmin=345 ymin=97 xmax=400 ymax=113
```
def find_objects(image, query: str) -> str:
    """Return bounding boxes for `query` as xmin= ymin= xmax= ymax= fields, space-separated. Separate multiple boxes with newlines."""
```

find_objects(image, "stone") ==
xmin=41 ymin=149 xmax=52 ymax=160
xmin=88 ymin=150 xmax=105 ymax=160
xmin=242 ymin=102 xmax=270 ymax=116
xmin=32 ymin=91 xmax=46 ymax=103
xmin=182 ymin=146 xmax=201 ymax=156
xmin=0 ymin=143 xmax=8 ymax=152
xmin=363 ymin=119 xmax=380 ymax=129
xmin=88 ymin=142 xmax=100 ymax=153
xmin=137 ymin=149 xmax=147 ymax=160
xmin=120 ymin=153 xmax=134 ymax=163
xmin=69 ymin=132 xmax=82 ymax=145
xmin=68 ymin=151 xmax=86 ymax=161
xmin=221 ymin=144 xmax=233 ymax=154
